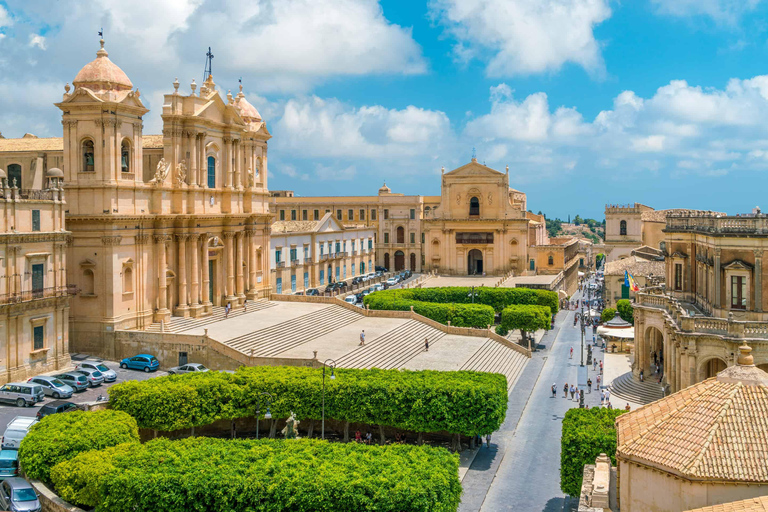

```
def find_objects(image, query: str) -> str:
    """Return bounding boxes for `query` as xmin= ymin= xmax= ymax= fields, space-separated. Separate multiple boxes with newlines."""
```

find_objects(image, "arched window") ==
xmin=548 ymin=255 xmax=554 ymax=266
xmin=396 ymin=226 xmax=405 ymax=244
xmin=82 ymin=139 xmax=95 ymax=172
xmin=121 ymin=139 xmax=131 ymax=173
xmin=620 ymin=220 xmax=627 ymax=236
xmin=207 ymin=156 xmax=216 ymax=188
xmin=7 ymin=164 xmax=21 ymax=188
xmin=83 ymin=269 xmax=95 ymax=295
xmin=123 ymin=267 xmax=133 ymax=293
xmin=469 ymin=197 xmax=480 ymax=216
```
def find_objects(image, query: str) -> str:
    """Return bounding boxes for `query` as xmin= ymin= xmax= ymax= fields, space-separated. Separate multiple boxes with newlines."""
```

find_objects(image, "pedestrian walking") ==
xmin=424 ymin=337 xmax=429 ymax=352
xmin=563 ymin=383 xmax=569 ymax=398
xmin=359 ymin=330 xmax=365 ymax=346
xmin=587 ymin=378 xmax=592 ymax=392
xmin=243 ymin=299 xmax=248 ymax=312
xmin=600 ymin=390 xmax=605 ymax=404
xmin=570 ymin=346 xmax=574 ymax=359
xmin=225 ymin=302 xmax=231 ymax=319
xmin=551 ymin=383 xmax=557 ymax=398
xmin=596 ymin=374 xmax=601 ymax=388
xmin=593 ymin=359 xmax=597 ymax=371
xmin=639 ymin=369 xmax=644 ymax=382
xmin=625 ymin=403 xmax=631 ymax=412
xmin=486 ymin=433 xmax=491 ymax=448
xmin=570 ymin=385 xmax=575 ymax=399
xmin=574 ymin=389 xmax=580 ymax=402
xmin=605 ymin=388 xmax=610 ymax=402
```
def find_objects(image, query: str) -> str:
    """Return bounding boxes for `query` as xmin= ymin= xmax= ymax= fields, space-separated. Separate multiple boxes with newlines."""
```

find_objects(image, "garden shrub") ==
xmin=18 ymin=410 xmax=139 ymax=483
xmin=110 ymin=366 xmax=509 ymax=436
xmin=51 ymin=437 xmax=463 ymax=512
xmin=616 ymin=299 xmax=634 ymax=324
xmin=363 ymin=293 xmax=495 ymax=328
xmin=560 ymin=408 xmax=624 ymax=497
xmin=500 ymin=305 xmax=551 ymax=344
xmin=601 ymin=307 xmax=617 ymax=323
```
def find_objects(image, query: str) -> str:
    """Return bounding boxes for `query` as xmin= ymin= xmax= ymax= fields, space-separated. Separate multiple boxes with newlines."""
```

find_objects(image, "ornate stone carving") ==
xmin=456 ymin=193 xmax=461 ymax=205
xmin=246 ymin=168 xmax=255 ymax=187
xmin=221 ymin=231 xmax=235 ymax=240
xmin=153 ymin=234 xmax=172 ymax=244
xmin=101 ymin=236 xmax=123 ymax=246
xmin=150 ymin=158 xmax=170 ymax=184
xmin=61 ymin=120 xmax=78 ymax=128
xmin=135 ymin=234 xmax=150 ymax=245
xmin=174 ymin=160 xmax=187 ymax=187
xmin=488 ymin=192 xmax=493 ymax=205
xmin=175 ymin=234 xmax=189 ymax=242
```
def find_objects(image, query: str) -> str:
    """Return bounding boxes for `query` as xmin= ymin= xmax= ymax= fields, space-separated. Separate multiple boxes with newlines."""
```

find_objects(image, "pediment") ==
xmin=444 ymin=161 xmax=503 ymax=177
xmin=671 ymin=251 xmax=688 ymax=259
xmin=117 ymin=91 xmax=147 ymax=109
xmin=58 ymin=87 xmax=104 ymax=104
xmin=194 ymin=94 xmax=247 ymax=128
xmin=315 ymin=214 xmax=344 ymax=232
xmin=723 ymin=259 xmax=753 ymax=270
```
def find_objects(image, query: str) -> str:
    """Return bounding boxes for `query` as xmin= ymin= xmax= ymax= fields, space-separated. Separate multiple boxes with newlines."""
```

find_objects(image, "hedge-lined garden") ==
xmin=363 ymin=294 xmax=495 ymax=328
xmin=498 ymin=305 xmax=552 ymax=343
xmin=560 ymin=408 xmax=625 ymax=497
xmin=108 ymin=366 xmax=509 ymax=436
xmin=50 ymin=437 xmax=462 ymax=512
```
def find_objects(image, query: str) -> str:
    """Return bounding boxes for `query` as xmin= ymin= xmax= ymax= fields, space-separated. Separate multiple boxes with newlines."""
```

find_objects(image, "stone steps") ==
xmin=225 ymin=305 xmax=362 ymax=357
xmin=608 ymin=371 xmax=665 ymax=405
xmin=461 ymin=339 xmax=529 ymax=391
xmin=144 ymin=301 xmax=275 ymax=333
xmin=336 ymin=320 xmax=446 ymax=370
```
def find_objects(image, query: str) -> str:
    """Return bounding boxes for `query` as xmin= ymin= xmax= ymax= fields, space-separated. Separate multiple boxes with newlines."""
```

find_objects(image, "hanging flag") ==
xmin=624 ymin=270 xmax=639 ymax=292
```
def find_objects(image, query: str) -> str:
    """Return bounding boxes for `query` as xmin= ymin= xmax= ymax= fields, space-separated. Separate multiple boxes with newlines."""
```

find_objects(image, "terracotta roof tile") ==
xmin=684 ymin=495 xmax=768 ymax=512
xmin=604 ymin=255 xmax=665 ymax=277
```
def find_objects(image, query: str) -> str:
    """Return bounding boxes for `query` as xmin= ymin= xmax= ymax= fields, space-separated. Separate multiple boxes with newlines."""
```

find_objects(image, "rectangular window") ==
xmin=291 ymin=274 xmax=297 ymax=292
xmin=335 ymin=242 xmax=341 ymax=253
xmin=33 ymin=325 xmax=44 ymax=351
xmin=276 ymin=277 xmax=282 ymax=294
xmin=410 ymin=209 xmax=415 ymax=220
xmin=304 ymin=272 xmax=309 ymax=289
xmin=302 ymin=210 xmax=308 ymax=221
xmin=421 ymin=233 xmax=425 ymax=244
xmin=290 ymin=248 xmax=297 ymax=261
xmin=731 ymin=276 xmax=747 ymax=309
xmin=304 ymin=246 xmax=309 ymax=260
xmin=291 ymin=210 xmax=297 ymax=221
xmin=384 ymin=209 xmax=389 ymax=220
xmin=319 ymin=269 xmax=325 ymax=283
xmin=320 ymin=244 xmax=324 ymax=256
xmin=275 ymin=249 xmax=282 ymax=263
xmin=336 ymin=266 xmax=340 ymax=281
xmin=368 ymin=239 xmax=373 ymax=250
xmin=207 ymin=157 xmax=216 ymax=188
xmin=348 ymin=209 xmax=354 ymax=220
xmin=32 ymin=210 xmax=40 ymax=232
xmin=674 ymin=263 xmax=683 ymax=291
xmin=384 ymin=233 xmax=389 ymax=244
xmin=360 ymin=209 xmax=365 ymax=220
xmin=351 ymin=264 xmax=355 ymax=276
xmin=343 ymin=265 xmax=347 ymax=279
xmin=32 ymin=263 xmax=44 ymax=295
xmin=314 ymin=210 xmax=320 ymax=220
xmin=410 ymin=233 xmax=415 ymax=244
xmin=371 ymin=209 xmax=377 ymax=220
xmin=336 ymin=210 xmax=342 ymax=220
xmin=279 ymin=210 xmax=285 ymax=221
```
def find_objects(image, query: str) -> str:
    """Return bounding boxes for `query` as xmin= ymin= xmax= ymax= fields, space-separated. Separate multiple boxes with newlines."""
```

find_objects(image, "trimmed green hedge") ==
xmin=363 ymin=294 xmax=495 ymax=328
xmin=616 ymin=299 xmax=634 ymax=324
xmin=560 ymin=408 xmax=624 ymax=496
xmin=18 ymin=410 xmax=139 ymax=483
xmin=500 ymin=305 xmax=551 ymax=339
xmin=51 ymin=437 xmax=462 ymax=512
xmin=109 ymin=366 xmax=508 ymax=436
xmin=601 ymin=307 xmax=616 ymax=323
xmin=364 ymin=287 xmax=559 ymax=315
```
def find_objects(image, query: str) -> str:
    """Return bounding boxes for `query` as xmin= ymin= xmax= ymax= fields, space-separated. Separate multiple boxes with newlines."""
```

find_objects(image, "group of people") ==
xmin=224 ymin=299 xmax=248 ymax=319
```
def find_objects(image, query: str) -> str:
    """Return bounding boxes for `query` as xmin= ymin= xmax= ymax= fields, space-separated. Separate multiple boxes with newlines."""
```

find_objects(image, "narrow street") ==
xmin=461 ymin=278 xmax=607 ymax=512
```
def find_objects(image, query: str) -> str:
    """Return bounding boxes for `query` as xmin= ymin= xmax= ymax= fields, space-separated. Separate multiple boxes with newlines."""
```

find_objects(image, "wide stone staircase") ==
xmin=143 ymin=301 xmax=276 ymax=333
xmin=461 ymin=339 xmax=529 ymax=391
xmin=336 ymin=320 xmax=447 ymax=370
xmin=225 ymin=305 xmax=362 ymax=357
xmin=608 ymin=371 xmax=665 ymax=405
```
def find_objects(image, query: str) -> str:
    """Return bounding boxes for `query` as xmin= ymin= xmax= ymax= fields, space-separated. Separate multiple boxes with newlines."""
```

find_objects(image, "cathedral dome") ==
xmin=378 ymin=182 xmax=391 ymax=194
xmin=235 ymin=86 xmax=262 ymax=122
xmin=73 ymin=40 xmax=133 ymax=92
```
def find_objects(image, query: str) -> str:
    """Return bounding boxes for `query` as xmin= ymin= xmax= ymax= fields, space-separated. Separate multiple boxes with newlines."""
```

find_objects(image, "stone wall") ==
xmin=31 ymin=480 xmax=84 ymax=512
xmin=578 ymin=453 xmax=617 ymax=512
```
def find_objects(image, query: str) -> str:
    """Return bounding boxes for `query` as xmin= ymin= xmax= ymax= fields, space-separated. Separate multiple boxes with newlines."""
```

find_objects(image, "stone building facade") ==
xmin=0 ymin=159 xmax=71 ymax=383
xmin=0 ymin=40 xmax=272 ymax=353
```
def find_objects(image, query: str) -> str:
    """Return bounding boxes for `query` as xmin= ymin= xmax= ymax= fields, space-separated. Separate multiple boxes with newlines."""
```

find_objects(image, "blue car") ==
xmin=120 ymin=354 xmax=160 ymax=373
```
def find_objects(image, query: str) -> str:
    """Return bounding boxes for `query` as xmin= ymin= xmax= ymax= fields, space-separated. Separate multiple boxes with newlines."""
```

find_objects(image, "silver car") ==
xmin=74 ymin=368 xmax=104 ymax=387
xmin=75 ymin=362 xmax=117 ymax=382
xmin=0 ymin=384 xmax=44 ymax=407
xmin=167 ymin=363 xmax=209 ymax=375
xmin=55 ymin=372 xmax=88 ymax=392
xmin=0 ymin=478 xmax=41 ymax=512
xmin=26 ymin=376 xmax=73 ymax=399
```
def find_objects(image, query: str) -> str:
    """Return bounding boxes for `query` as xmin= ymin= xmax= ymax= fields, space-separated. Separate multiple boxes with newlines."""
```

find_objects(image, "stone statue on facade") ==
xmin=246 ymin=167 xmax=255 ymax=187
xmin=174 ymin=160 xmax=187 ymax=187
xmin=151 ymin=158 xmax=170 ymax=184
xmin=281 ymin=411 xmax=300 ymax=440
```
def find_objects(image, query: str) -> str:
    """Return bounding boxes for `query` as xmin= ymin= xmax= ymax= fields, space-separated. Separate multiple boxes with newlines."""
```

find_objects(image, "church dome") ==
xmin=235 ymin=86 xmax=261 ymax=122
xmin=73 ymin=40 xmax=133 ymax=92
xmin=378 ymin=182 xmax=391 ymax=194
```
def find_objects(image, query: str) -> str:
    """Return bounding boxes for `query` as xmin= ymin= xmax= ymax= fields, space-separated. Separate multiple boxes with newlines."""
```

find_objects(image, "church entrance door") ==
xmin=468 ymin=249 xmax=483 ymax=275
xmin=394 ymin=251 xmax=405 ymax=271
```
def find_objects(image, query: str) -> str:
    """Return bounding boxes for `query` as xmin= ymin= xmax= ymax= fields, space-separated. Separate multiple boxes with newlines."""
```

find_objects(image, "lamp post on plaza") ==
xmin=468 ymin=286 xmax=478 ymax=303
xmin=322 ymin=358 xmax=336 ymax=440
xmin=255 ymin=391 xmax=273 ymax=440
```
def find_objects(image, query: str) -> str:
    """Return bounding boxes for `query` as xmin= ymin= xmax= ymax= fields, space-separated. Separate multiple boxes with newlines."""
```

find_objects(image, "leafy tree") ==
xmin=601 ymin=307 xmax=616 ymax=323
xmin=616 ymin=299 xmax=634 ymax=324
xmin=500 ymin=305 xmax=551 ymax=345
xmin=573 ymin=215 xmax=583 ymax=226
xmin=560 ymin=408 xmax=625 ymax=497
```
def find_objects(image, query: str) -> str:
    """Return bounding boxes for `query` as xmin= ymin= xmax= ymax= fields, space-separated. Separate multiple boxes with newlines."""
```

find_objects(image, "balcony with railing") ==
xmin=665 ymin=212 xmax=768 ymax=235
xmin=276 ymin=261 xmax=286 ymax=268
xmin=0 ymin=284 xmax=77 ymax=305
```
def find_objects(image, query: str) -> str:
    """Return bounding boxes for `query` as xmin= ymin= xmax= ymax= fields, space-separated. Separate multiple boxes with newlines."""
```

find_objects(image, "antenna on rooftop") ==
xmin=471 ymin=147 xmax=476 ymax=161
xmin=203 ymin=47 xmax=214 ymax=82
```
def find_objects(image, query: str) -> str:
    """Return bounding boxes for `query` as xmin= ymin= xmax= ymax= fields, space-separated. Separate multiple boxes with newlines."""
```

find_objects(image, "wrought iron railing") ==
xmin=0 ymin=285 xmax=77 ymax=304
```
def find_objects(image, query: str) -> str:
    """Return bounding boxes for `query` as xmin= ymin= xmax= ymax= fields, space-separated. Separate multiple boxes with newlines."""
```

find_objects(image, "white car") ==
xmin=361 ymin=274 xmax=370 ymax=282
xmin=344 ymin=295 xmax=357 ymax=304
xmin=76 ymin=361 xmax=117 ymax=382
xmin=386 ymin=277 xmax=398 ymax=286
xmin=167 ymin=363 xmax=209 ymax=375
xmin=373 ymin=283 xmax=384 ymax=292
xmin=366 ymin=273 xmax=376 ymax=281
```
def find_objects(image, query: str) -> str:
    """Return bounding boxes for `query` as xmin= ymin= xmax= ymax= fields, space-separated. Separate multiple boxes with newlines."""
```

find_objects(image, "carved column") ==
xmin=175 ymin=234 xmax=189 ymax=317
xmin=236 ymin=232 xmax=245 ymax=301
xmin=154 ymin=235 xmax=171 ymax=322
xmin=714 ymin=248 xmax=722 ymax=310
xmin=247 ymin=230 xmax=258 ymax=299
xmin=202 ymin=235 xmax=212 ymax=312
xmin=754 ymin=249 xmax=763 ymax=313
xmin=224 ymin=232 xmax=237 ymax=303
xmin=189 ymin=235 xmax=201 ymax=317
xmin=223 ymin=137 xmax=234 ymax=188
xmin=234 ymin=140 xmax=242 ymax=189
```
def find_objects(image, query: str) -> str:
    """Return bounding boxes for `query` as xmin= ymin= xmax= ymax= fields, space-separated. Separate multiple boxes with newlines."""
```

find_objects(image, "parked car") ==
xmin=36 ymin=401 xmax=79 ymax=420
xmin=337 ymin=281 xmax=348 ymax=290
xmin=120 ymin=354 xmax=160 ymax=373
xmin=0 ymin=383 xmax=44 ymax=408
xmin=1 ymin=418 xmax=38 ymax=450
xmin=74 ymin=368 xmax=104 ymax=387
xmin=372 ymin=283 xmax=384 ymax=292
xmin=351 ymin=277 xmax=363 ymax=285
xmin=75 ymin=362 xmax=116 ymax=382
xmin=0 ymin=450 xmax=19 ymax=480
xmin=344 ymin=295 xmax=357 ymax=305
xmin=375 ymin=266 xmax=387 ymax=272
xmin=366 ymin=273 xmax=376 ymax=281
xmin=167 ymin=363 xmax=209 ymax=375
xmin=0 ymin=477 xmax=41 ymax=512
xmin=386 ymin=277 xmax=398 ymax=286
xmin=55 ymin=372 xmax=88 ymax=392
xmin=26 ymin=376 xmax=73 ymax=399
xmin=306 ymin=288 xmax=320 ymax=296
xmin=362 ymin=288 xmax=373 ymax=297
xmin=375 ymin=270 xmax=384 ymax=277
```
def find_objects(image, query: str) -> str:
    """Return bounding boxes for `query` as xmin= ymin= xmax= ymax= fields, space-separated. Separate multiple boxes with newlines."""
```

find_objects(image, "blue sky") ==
xmin=2 ymin=0 xmax=768 ymax=219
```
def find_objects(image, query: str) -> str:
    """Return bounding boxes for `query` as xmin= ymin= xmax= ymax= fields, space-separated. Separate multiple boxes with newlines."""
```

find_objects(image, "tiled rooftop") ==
xmin=684 ymin=496 xmax=768 ymax=512
xmin=641 ymin=208 xmax=699 ymax=222
xmin=604 ymin=255 xmax=665 ymax=277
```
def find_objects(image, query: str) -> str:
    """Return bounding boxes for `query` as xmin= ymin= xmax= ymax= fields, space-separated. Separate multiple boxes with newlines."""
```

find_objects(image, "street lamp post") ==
xmin=255 ymin=391 xmax=273 ymax=440
xmin=322 ymin=358 xmax=336 ymax=440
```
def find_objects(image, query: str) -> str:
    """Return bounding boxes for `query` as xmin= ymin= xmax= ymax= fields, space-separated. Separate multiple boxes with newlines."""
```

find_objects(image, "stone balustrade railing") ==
xmin=666 ymin=214 xmax=768 ymax=235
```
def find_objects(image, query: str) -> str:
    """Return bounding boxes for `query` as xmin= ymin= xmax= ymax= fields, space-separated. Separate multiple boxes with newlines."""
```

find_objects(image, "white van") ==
xmin=1 ymin=417 xmax=38 ymax=450
xmin=344 ymin=295 xmax=357 ymax=305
